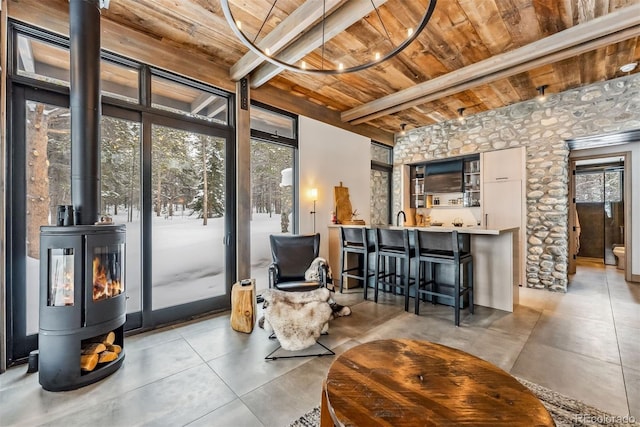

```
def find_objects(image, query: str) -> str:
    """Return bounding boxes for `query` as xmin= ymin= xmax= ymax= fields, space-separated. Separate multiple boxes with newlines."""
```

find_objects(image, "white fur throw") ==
xmin=262 ymin=288 xmax=332 ymax=351
xmin=304 ymin=257 xmax=331 ymax=282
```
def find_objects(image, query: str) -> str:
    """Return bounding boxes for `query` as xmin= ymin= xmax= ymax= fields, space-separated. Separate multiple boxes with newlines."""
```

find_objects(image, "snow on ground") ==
xmin=25 ymin=211 xmax=285 ymax=332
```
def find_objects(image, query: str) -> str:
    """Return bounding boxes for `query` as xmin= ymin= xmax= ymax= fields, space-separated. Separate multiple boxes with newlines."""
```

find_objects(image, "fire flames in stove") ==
xmin=92 ymin=252 xmax=123 ymax=301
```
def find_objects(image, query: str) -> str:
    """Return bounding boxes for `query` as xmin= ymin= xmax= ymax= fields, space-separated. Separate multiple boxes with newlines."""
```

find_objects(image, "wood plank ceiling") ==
xmin=8 ymin=0 xmax=640 ymax=144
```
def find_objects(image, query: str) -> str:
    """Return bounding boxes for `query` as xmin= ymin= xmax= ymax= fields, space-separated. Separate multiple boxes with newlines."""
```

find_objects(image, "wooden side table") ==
xmin=230 ymin=279 xmax=256 ymax=333
xmin=321 ymin=339 xmax=554 ymax=426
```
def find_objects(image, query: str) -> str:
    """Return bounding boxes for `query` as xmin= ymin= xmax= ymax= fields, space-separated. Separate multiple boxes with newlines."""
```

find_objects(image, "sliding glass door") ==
xmin=7 ymin=89 xmax=233 ymax=362
xmin=147 ymin=116 xmax=233 ymax=325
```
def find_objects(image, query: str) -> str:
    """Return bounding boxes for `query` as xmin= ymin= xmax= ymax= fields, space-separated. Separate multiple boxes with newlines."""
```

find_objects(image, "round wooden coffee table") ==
xmin=321 ymin=339 xmax=554 ymax=426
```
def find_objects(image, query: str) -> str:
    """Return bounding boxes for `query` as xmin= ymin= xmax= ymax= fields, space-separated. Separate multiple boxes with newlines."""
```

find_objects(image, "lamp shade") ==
xmin=308 ymin=188 xmax=318 ymax=200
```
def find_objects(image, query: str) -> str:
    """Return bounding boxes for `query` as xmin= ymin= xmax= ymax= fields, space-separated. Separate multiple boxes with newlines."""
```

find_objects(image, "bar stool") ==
xmin=338 ymin=226 xmax=375 ymax=295
xmin=413 ymin=229 xmax=473 ymax=326
xmin=374 ymin=228 xmax=415 ymax=311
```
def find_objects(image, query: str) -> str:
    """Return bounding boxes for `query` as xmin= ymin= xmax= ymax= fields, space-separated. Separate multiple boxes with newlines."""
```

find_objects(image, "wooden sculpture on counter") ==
xmin=334 ymin=182 xmax=365 ymax=225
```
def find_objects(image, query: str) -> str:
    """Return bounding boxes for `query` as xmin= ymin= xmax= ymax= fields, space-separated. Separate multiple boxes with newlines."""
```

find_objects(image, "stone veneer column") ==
xmin=392 ymin=74 xmax=640 ymax=291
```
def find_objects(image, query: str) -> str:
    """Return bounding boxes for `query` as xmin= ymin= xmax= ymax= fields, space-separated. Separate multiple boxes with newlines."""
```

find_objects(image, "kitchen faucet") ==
xmin=396 ymin=210 xmax=406 ymax=226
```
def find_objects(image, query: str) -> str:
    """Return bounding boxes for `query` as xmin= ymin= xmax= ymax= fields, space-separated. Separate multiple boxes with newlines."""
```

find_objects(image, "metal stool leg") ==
xmin=468 ymin=259 xmax=474 ymax=314
xmin=454 ymin=259 xmax=461 ymax=327
xmin=339 ymin=248 xmax=345 ymax=293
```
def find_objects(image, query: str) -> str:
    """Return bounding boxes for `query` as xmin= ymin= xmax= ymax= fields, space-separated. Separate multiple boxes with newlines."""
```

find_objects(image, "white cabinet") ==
xmin=481 ymin=146 xmax=526 ymax=288
xmin=482 ymin=147 xmax=524 ymax=182
xmin=483 ymin=181 xmax=522 ymax=228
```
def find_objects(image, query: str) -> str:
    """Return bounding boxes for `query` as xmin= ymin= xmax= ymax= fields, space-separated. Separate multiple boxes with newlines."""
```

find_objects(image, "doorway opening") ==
xmin=574 ymin=157 xmax=624 ymax=265
xmin=569 ymin=152 xmax=631 ymax=281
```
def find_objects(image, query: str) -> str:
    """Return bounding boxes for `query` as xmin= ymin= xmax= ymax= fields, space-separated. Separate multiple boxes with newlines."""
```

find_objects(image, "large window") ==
xmin=24 ymin=99 xmax=71 ymax=335
xmin=101 ymin=57 xmax=140 ymax=103
xmin=151 ymin=73 xmax=229 ymax=125
xmin=16 ymin=33 xmax=70 ymax=86
xmin=249 ymin=104 xmax=297 ymax=292
xmin=151 ymin=124 xmax=228 ymax=308
xmin=101 ymin=115 xmax=141 ymax=313
xmin=7 ymin=22 xmax=234 ymax=364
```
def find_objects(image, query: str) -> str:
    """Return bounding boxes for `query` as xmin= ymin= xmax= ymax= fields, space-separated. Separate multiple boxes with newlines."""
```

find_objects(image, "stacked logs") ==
xmin=80 ymin=331 xmax=122 ymax=372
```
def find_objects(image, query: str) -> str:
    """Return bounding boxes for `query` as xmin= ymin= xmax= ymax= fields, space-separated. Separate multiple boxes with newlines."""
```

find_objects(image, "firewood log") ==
xmin=81 ymin=343 xmax=106 ymax=355
xmin=98 ymin=351 xmax=118 ymax=363
xmin=80 ymin=354 xmax=98 ymax=371
xmin=90 ymin=331 xmax=116 ymax=345
xmin=105 ymin=344 xmax=122 ymax=354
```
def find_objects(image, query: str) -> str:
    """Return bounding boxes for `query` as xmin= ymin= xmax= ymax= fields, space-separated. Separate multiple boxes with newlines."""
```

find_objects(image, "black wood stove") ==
xmin=39 ymin=224 xmax=126 ymax=391
xmin=37 ymin=0 xmax=126 ymax=391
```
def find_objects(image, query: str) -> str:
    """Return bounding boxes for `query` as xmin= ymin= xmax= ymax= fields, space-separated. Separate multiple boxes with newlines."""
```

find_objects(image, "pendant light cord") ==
xmin=253 ymin=0 xmax=279 ymax=44
xmin=371 ymin=0 xmax=394 ymax=47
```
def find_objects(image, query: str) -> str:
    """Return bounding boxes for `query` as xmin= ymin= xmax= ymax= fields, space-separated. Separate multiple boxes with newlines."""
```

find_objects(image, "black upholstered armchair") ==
xmin=268 ymin=233 xmax=328 ymax=292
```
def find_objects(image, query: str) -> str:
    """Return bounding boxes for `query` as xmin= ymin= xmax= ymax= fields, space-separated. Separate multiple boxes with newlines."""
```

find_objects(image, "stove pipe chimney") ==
xmin=70 ymin=0 xmax=102 ymax=225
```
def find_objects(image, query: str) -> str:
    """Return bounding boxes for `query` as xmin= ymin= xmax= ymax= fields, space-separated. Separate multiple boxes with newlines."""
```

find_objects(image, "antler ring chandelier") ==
xmin=222 ymin=0 xmax=438 ymax=75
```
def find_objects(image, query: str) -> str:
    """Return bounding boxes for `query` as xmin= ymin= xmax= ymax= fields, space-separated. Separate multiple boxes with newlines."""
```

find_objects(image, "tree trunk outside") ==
xmin=155 ymin=173 xmax=162 ymax=216
xmin=202 ymin=136 xmax=208 ymax=225
xmin=128 ymin=150 xmax=135 ymax=223
xmin=26 ymin=104 xmax=51 ymax=259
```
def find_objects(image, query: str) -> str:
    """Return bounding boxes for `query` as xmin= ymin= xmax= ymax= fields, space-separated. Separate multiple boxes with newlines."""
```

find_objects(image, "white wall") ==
xmin=298 ymin=116 xmax=371 ymax=258
xmin=571 ymin=140 xmax=640 ymax=276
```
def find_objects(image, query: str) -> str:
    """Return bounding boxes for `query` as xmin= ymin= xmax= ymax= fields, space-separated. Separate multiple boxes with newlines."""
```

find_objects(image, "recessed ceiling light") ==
xmin=619 ymin=62 xmax=637 ymax=73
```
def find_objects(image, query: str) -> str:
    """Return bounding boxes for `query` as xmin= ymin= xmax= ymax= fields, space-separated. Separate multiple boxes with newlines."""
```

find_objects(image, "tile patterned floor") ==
xmin=1 ymin=260 xmax=638 ymax=426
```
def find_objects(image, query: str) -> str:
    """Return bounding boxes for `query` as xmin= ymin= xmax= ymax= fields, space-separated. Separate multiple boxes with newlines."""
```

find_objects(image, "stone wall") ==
xmin=393 ymin=73 xmax=640 ymax=291
xmin=370 ymin=169 xmax=390 ymax=225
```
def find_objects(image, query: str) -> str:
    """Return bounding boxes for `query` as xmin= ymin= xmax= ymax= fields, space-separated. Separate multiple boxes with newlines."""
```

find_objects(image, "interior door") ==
xmin=568 ymin=160 xmax=577 ymax=274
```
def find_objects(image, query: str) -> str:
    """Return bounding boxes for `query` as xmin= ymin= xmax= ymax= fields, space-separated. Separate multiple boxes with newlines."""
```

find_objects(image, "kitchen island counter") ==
xmin=328 ymin=224 xmax=519 ymax=312
xmin=329 ymin=224 xmax=518 ymax=235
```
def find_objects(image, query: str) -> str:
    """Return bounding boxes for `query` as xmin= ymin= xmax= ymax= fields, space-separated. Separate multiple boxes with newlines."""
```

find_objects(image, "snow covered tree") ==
xmin=191 ymin=135 xmax=225 ymax=222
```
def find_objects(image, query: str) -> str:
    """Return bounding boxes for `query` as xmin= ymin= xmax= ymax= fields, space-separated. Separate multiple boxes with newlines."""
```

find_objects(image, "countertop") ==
xmin=327 ymin=223 xmax=519 ymax=235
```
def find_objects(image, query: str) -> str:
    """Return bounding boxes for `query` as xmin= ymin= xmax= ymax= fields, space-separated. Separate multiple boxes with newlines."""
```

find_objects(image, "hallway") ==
xmin=0 ymin=260 xmax=638 ymax=426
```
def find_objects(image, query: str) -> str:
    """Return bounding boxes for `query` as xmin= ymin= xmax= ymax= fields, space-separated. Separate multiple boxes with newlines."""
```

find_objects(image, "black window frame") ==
xmin=5 ymin=19 xmax=237 ymax=365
